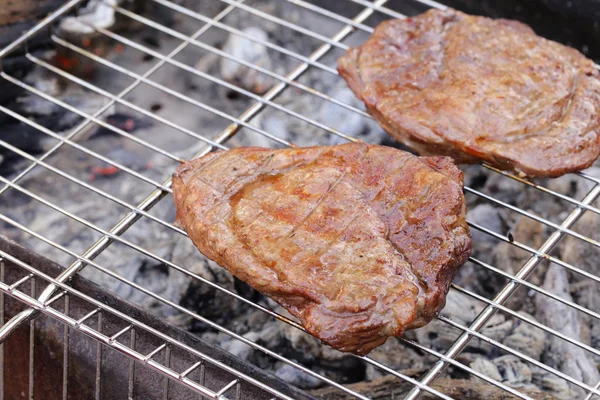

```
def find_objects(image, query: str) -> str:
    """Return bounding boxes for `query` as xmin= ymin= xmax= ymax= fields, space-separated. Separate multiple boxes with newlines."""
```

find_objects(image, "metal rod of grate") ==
xmin=0 ymin=252 xmax=291 ymax=400
xmin=1 ymin=0 xmax=600 ymax=399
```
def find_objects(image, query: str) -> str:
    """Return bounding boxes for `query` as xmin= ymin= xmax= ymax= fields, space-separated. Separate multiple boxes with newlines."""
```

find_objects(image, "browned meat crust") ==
xmin=338 ymin=8 xmax=600 ymax=178
xmin=172 ymin=143 xmax=471 ymax=355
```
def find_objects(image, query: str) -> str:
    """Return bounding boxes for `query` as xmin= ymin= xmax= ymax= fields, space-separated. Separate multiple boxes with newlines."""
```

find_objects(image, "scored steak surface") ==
xmin=338 ymin=8 xmax=600 ymax=178
xmin=172 ymin=143 xmax=471 ymax=355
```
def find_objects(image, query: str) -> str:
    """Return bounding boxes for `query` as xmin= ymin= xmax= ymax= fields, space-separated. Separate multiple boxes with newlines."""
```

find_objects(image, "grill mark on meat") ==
xmin=272 ymin=181 xmax=368 ymax=298
xmin=191 ymin=154 xmax=274 ymax=220
xmin=173 ymin=151 xmax=220 ymax=183
xmin=172 ymin=143 xmax=471 ymax=354
xmin=385 ymin=184 xmax=430 ymax=292
xmin=230 ymin=195 xmax=268 ymax=232
xmin=224 ymin=153 xmax=274 ymax=193
xmin=227 ymin=151 xmax=336 ymax=296
xmin=227 ymin=148 xmax=331 ymax=238
xmin=323 ymin=212 xmax=362 ymax=275
xmin=285 ymin=171 xmax=347 ymax=239
xmin=356 ymin=150 xmax=429 ymax=300
xmin=431 ymin=36 xmax=579 ymax=145
xmin=387 ymin=231 xmax=427 ymax=304
xmin=483 ymin=73 xmax=579 ymax=143
xmin=334 ymin=157 xmax=449 ymax=321
xmin=310 ymin=171 xmax=422 ymax=313
xmin=338 ymin=8 xmax=600 ymax=177
xmin=553 ymin=74 xmax=578 ymax=129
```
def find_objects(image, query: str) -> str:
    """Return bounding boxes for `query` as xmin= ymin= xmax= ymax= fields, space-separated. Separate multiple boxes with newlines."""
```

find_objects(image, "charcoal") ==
xmin=364 ymin=337 xmax=433 ymax=381
xmin=248 ymin=78 xmax=383 ymax=149
xmin=495 ymin=355 xmax=534 ymax=387
xmin=58 ymin=0 xmax=116 ymax=36
xmin=415 ymin=290 xmax=512 ymax=354
xmin=274 ymin=364 xmax=323 ymax=389
xmin=560 ymin=168 xmax=600 ymax=349
xmin=470 ymin=358 xmax=503 ymax=382
xmin=531 ymin=366 xmax=574 ymax=400
xmin=502 ymin=312 xmax=546 ymax=360
xmin=536 ymin=264 xmax=600 ymax=398
xmin=309 ymin=373 xmax=557 ymax=400
xmin=467 ymin=204 xmax=504 ymax=245
xmin=220 ymin=27 xmax=274 ymax=93
xmin=320 ymin=87 xmax=369 ymax=145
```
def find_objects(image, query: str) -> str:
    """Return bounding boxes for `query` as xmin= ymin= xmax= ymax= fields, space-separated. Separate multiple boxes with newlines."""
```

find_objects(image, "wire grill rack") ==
xmin=0 ymin=0 xmax=599 ymax=399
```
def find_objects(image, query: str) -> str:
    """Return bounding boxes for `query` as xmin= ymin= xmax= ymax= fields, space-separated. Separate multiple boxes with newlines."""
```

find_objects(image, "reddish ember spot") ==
xmin=54 ymin=55 xmax=79 ymax=71
xmin=124 ymin=119 xmax=135 ymax=131
xmin=94 ymin=47 xmax=105 ymax=56
xmin=91 ymin=165 xmax=119 ymax=176
xmin=115 ymin=44 xmax=124 ymax=53
xmin=82 ymin=37 xmax=92 ymax=47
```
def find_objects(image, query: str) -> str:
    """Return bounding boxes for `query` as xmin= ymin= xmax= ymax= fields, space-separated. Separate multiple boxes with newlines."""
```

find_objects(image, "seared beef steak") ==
xmin=338 ymin=8 xmax=600 ymax=178
xmin=172 ymin=144 xmax=471 ymax=355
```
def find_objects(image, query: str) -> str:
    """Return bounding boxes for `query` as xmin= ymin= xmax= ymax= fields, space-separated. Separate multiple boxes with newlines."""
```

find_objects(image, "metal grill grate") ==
xmin=1 ymin=0 xmax=600 ymax=399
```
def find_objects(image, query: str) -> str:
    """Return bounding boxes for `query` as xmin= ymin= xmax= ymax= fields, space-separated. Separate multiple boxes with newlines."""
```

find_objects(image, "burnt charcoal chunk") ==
xmin=172 ymin=143 xmax=471 ymax=355
xmin=338 ymin=9 xmax=600 ymax=178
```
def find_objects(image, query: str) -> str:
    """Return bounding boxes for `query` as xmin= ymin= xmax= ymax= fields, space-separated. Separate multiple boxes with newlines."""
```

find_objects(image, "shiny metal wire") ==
xmin=0 ymin=251 xmax=292 ymax=400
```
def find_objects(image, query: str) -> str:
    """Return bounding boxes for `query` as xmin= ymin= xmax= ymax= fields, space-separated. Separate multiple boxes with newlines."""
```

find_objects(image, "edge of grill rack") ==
xmin=0 ymin=235 xmax=315 ymax=400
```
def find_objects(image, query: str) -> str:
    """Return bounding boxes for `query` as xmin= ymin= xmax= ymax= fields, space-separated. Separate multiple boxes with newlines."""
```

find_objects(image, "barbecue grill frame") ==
xmin=0 ymin=236 xmax=316 ymax=400
xmin=1 ymin=0 xmax=600 ymax=399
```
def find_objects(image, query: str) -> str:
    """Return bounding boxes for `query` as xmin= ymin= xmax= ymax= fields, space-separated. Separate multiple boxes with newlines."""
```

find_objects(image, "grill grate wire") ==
xmin=0 ymin=0 xmax=599 ymax=399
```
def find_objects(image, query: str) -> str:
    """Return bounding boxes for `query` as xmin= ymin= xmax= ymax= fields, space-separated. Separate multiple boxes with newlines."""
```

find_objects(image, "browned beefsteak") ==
xmin=172 ymin=143 xmax=471 ymax=355
xmin=338 ymin=8 xmax=600 ymax=178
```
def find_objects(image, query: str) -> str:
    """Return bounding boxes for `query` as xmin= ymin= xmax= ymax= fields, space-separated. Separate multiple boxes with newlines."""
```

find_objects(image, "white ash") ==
xmin=274 ymin=364 xmax=323 ymax=389
xmin=321 ymin=88 xmax=371 ymax=145
xmin=205 ymin=313 xmax=365 ymax=388
xmin=415 ymin=290 xmax=513 ymax=354
xmin=561 ymin=182 xmax=600 ymax=355
xmin=190 ymin=0 xmax=385 ymax=149
xmin=489 ymin=215 xmax=546 ymax=312
xmin=494 ymin=355 xmax=535 ymax=388
xmin=245 ymin=77 xmax=382 ymax=148
xmin=221 ymin=2 xmax=279 ymax=34
xmin=470 ymin=355 xmax=575 ymax=398
xmin=221 ymin=331 xmax=261 ymax=361
xmin=491 ymin=215 xmax=545 ymax=278
xmin=18 ymin=64 xmax=115 ymax=140
xmin=535 ymin=264 xmax=600 ymax=398
xmin=470 ymin=358 xmax=503 ymax=382
xmin=364 ymin=336 xmax=433 ymax=381
xmin=59 ymin=0 xmax=117 ymax=35
xmin=463 ymin=203 xmax=506 ymax=295
xmin=502 ymin=312 xmax=546 ymax=360
xmin=532 ymin=366 xmax=573 ymax=400
xmin=467 ymin=203 xmax=504 ymax=245
xmin=220 ymin=27 xmax=274 ymax=93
